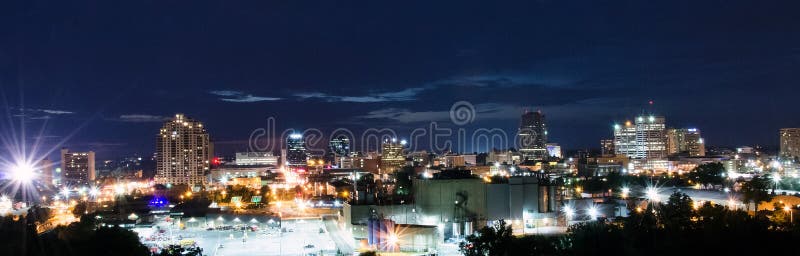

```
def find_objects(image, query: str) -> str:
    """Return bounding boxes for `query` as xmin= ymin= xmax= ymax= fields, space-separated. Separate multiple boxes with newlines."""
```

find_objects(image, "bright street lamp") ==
xmin=621 ymin=187 xmax=630 ymax=198
xmin=11 ymin=163 xmax=35 ymax=182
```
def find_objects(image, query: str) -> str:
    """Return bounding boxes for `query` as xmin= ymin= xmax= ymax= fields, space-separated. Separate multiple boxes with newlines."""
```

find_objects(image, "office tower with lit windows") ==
xmin=614 ymin=116 xmax=666 ymax=159
xmin=60 ymin=148 xmax=96 ymax=186
xmin=286 ymin=133 xmax=307 ymax=168
xmin=155 ymin=114 xmax=211 ymax=185
xmin=517 ymin=111 xmax=548 ymax=160
xmin=780 ymin=128 xmax=800 ymax=160
xmin=380 ymin=139 xmax=406 ymax=173
xmin=613 ymin=121 xmax=637 ymax=158
xmin=666 ymin=128 xmax=706 ymax=157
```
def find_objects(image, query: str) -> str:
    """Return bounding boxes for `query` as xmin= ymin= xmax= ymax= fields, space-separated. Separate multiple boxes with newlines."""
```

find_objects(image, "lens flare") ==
xmin=11 ymin=163 xmax=35 ymax=182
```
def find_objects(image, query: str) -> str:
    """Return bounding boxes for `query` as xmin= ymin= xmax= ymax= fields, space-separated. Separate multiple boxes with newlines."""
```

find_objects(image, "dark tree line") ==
xmin=1 ymin=212 xmax=150 ymax=256
xmin=1 ymin=206 xmax=206 ymax=256
xmin=461 ymin=191 xmax=800 ymax=256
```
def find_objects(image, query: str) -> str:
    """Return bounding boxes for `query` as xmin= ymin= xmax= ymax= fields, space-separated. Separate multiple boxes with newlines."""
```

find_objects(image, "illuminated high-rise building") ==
xmin=60 ymin=148 xmax=96 ymax=186
xmin=286 ymin=133 xmax=307 ymax=168
xmin=613 ymin=121 xmax=637 ymax=158
xmin=155 ymin=114 xmax=211 ymax=186
xmin=666 ymin=128 xmax=706 ymax=157
xmin=780 ymin=128 xmax=800 ymax=160
xmin=380 ymin=138 xmax=406 ymax=173
xmin=517 ymin=111 xmax=547 ymax=160
xmin=614 ymin=116 xmax=667 ymax=159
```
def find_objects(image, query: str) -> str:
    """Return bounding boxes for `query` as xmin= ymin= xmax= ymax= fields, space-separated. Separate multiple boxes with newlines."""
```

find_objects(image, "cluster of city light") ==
xmin=562 ymin=204 xmax=600 ymax=221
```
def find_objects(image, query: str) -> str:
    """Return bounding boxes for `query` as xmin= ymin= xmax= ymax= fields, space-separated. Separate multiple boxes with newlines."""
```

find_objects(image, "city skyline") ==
xmin=3 ymin=2 xmax=800 ymax=255
xmin=3 ymin=1 xmax=800 ymax=159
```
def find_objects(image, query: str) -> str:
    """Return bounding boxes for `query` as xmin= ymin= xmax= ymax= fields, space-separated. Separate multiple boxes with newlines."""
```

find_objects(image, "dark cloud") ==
xmin=2 ymin=0 xmax=800 ymax=158
xmin=209 ymin=90 xmax=281 ymax=102
xmin=116 ymin=114 xmax=170 ymax=123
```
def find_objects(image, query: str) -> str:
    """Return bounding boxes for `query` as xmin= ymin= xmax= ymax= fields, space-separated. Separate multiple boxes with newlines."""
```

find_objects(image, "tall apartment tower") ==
xmin=666 ymin=128 xmax=706 ymax=157
xmin=155 ymin=114 xmax=211 ymax=186
xmin=781 ymin=128 xmax=800 ymax=160
xmin=517 ymin=111 xmax=548 ymax=160
xmin=60 ymin=148 xmax=96 ymax=186
xmin=286 ymin=133 xmax=307 ymax=168
xmin=614 ymin=115 xmax=667 ymax=159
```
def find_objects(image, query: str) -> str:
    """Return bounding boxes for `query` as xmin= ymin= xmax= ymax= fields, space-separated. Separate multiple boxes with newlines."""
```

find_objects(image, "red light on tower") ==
xmin=212 ymin=157 xmax=221 ymax=165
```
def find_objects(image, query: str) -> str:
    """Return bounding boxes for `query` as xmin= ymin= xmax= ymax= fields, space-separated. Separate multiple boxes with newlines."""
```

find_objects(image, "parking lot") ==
xmin=135 ymin=218 xmax=338 ymax=256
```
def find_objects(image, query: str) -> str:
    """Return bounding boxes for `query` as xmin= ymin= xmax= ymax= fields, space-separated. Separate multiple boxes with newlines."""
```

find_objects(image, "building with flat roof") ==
xmin=235 ymin=152 xmax=278 ymax=166
xmin=60 ymin=148 xmax=95 ymax=186
xmin=667 ymin=128 xmax=706 ymax=157
xmin=380 ymin=139 xmax=406 ymax=173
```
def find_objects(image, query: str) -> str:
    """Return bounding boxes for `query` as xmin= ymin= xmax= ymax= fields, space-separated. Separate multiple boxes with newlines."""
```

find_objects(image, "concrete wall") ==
xmin=413 ymin=178 xmax=488 ymax=224
xmin=486 ymin=183 xmax=510 ymax=221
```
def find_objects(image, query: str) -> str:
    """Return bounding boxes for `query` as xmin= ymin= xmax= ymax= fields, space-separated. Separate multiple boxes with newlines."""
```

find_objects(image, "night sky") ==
xmin=2 ymin=1 xmax=800 ymax=160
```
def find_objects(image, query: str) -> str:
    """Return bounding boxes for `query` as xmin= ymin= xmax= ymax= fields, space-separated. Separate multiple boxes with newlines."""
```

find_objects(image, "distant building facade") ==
xmin=614 ymin=115 xmax=668 ymax=172
xmin=781 ymin=128 xmax=800 ymax=160
xmin=380 ymin=139 xmax=406 ymax=173
xmin=328 ymin=135 xmax=351 ymax=167
xmin=155 ymin=114 xmax=211 ymax=185
xmin=600 ymin=139 xmax=615 ymax=157
xmin=517 ymin=111 xmax=548 ymax=160
xmin=614 ymin=116 xmax=667 ymax=159
xmin=235 ymin=152 xmax=278 ymax=166
xmin=60 ymin=148 xmax=96 ymax=186
xmin=666 ymin=128 xmax=706 ymax=157
xmin=546 ymin=143 xmax=562 ymax=159
xmin=285 ymin=134 xmax=307 ymax=168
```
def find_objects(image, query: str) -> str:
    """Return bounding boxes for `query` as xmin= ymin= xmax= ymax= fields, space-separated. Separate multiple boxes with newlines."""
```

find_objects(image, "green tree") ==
xmin=690 ymin=162 xmax=725 ymax=188
xmin=741 ymin=175 xmax=773 ymax=209
xmin=460 ymin=219 xmax=513 ymax=256
xmin=657 ymin=192 xmax=695 ymax=230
